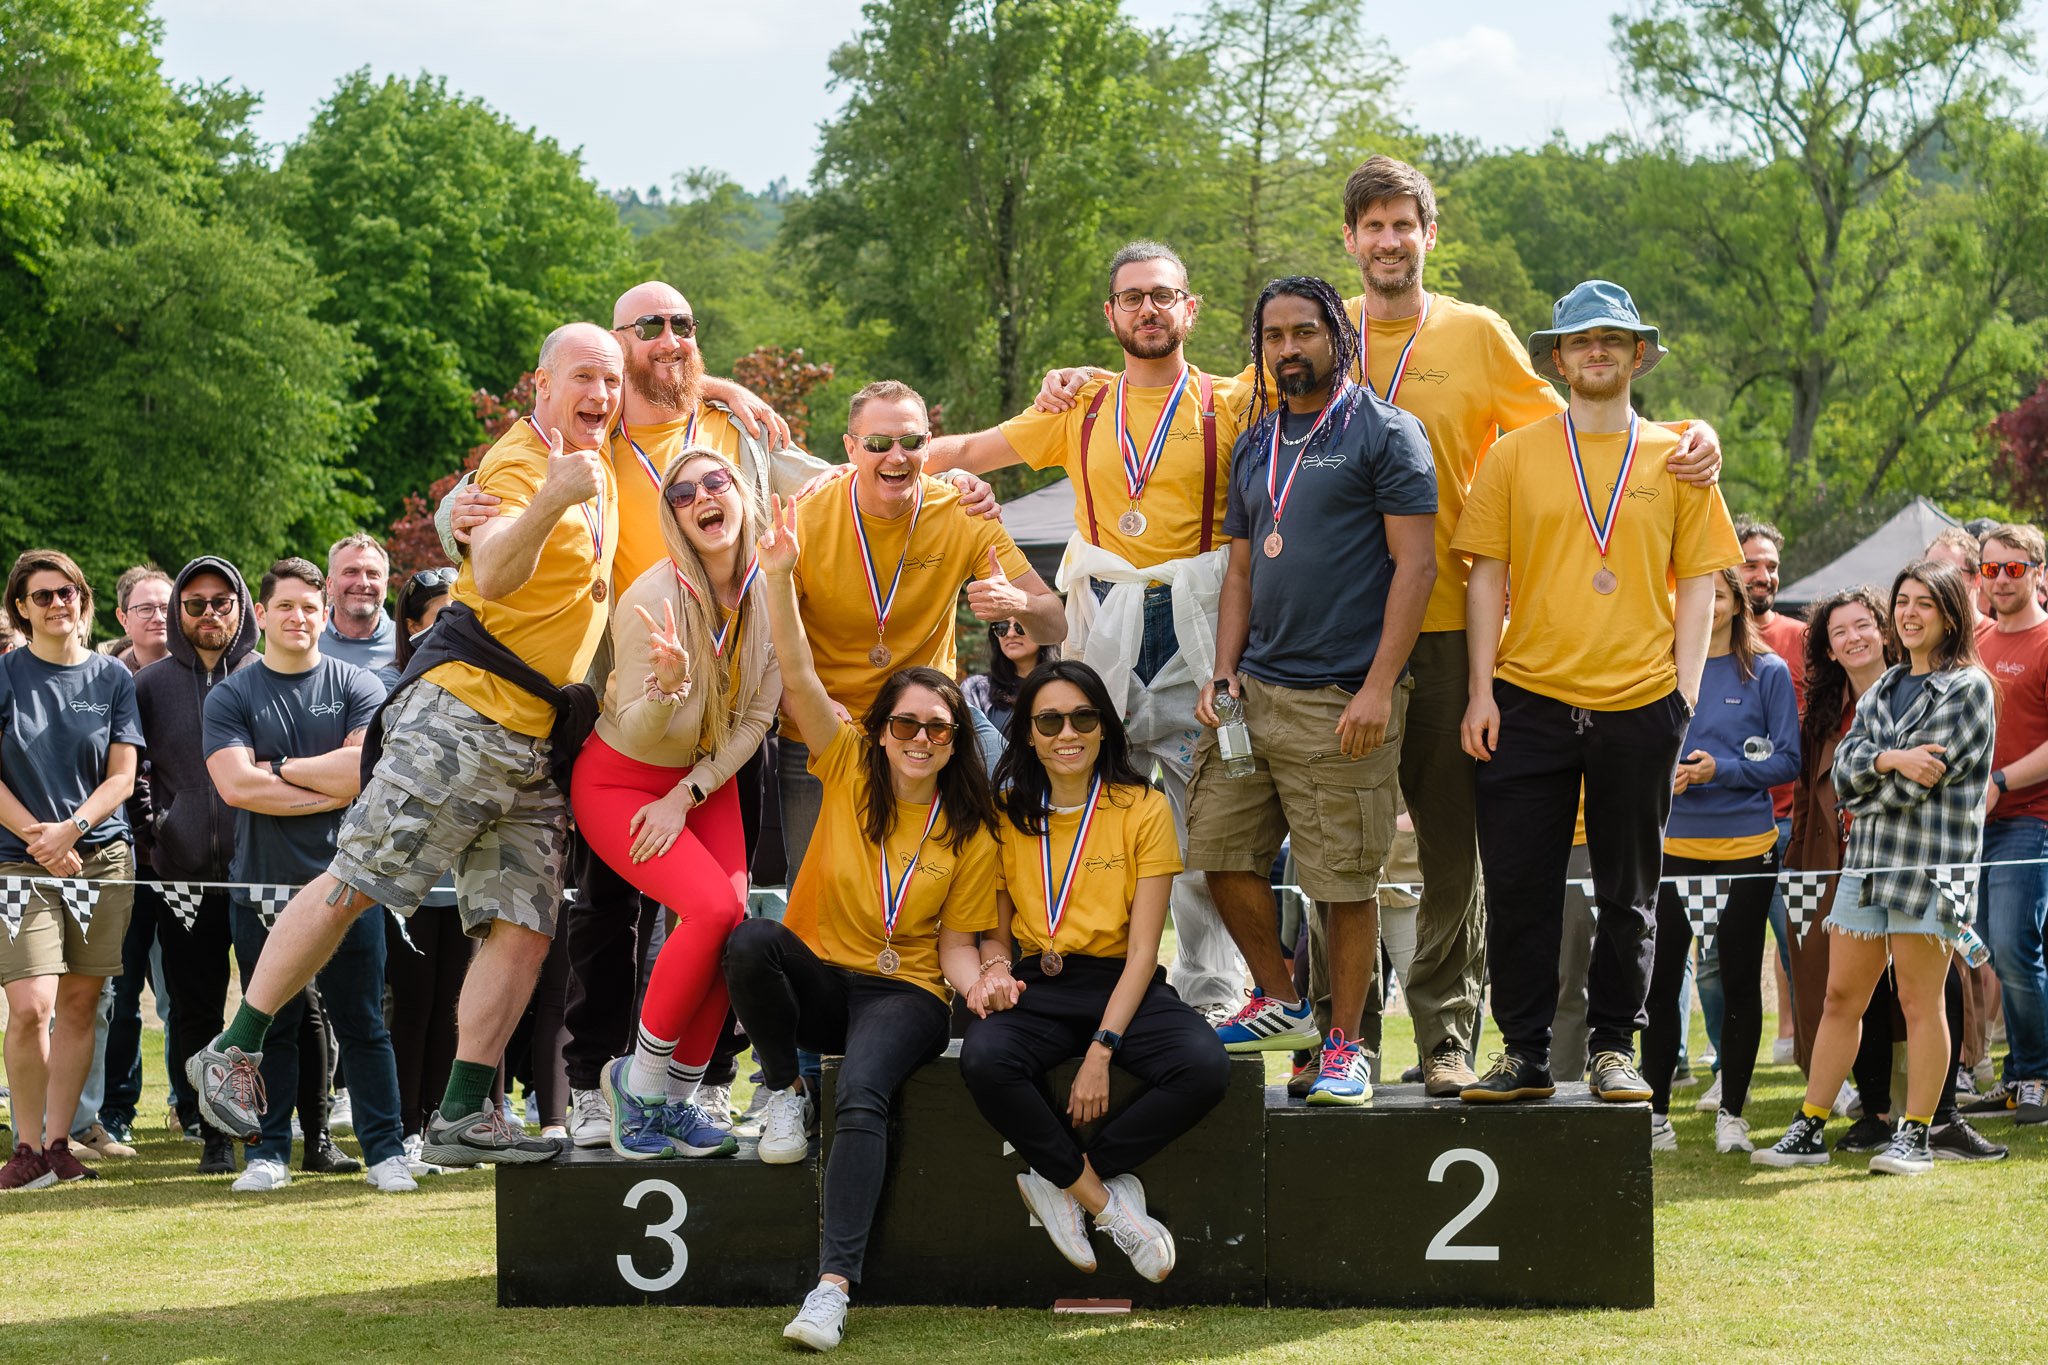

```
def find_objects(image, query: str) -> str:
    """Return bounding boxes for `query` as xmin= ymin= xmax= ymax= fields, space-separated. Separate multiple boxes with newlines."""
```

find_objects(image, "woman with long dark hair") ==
xmin=959 ymin=659 xmax=1230 ymax=1284
xmin=1757 ymin=561 xmax=1997 ymax=1175
xmin=963 ymin=618 xmax=1057 ymax=740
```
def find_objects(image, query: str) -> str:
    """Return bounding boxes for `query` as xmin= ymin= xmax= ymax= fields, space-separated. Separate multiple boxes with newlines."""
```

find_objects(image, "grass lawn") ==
xmin=3 ymin=1013 xmax=2044 ymax=1364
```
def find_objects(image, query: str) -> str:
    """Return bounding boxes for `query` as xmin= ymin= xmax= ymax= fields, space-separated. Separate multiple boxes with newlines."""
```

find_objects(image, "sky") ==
xmin=155 ymin=0 xmax=2046 ymax=195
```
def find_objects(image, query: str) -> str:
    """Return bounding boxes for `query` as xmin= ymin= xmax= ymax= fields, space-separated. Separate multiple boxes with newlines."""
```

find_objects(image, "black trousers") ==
xmin=1475 ymin=681 xmax=1689 ymax=1066
xmin=561 ymin=834 xmax=660 ymax=1091
xmin=157 ymin=887 xmax=236 ymax=1136
xmin=722 ymin=918 xmax=948 ymax=1285
xmin=386 ymin=904 xmax=469 ymax=1137
xmin=960 ymin=956 xmax=1230 ymax=1189
xmin=1643 ymin=846 xmax=1778 ymax=1116
xmin=1852 ymin=957 xmax=1966 ymax=1122
xmin=104 ymin=881 xmax=171 ymax=1126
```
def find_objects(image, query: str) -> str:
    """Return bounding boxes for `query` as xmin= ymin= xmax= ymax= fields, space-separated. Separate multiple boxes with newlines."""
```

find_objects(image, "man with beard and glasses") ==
xmin=1453 ymin=281 xmax=1740 ymax=1106
xmin=927 ymin=241 xmax=1258 ymax=1021
xmin=1187 ymin=277 xmax=1437 ymax=1103
xmin=321 ymin=534 xmax=398 ymax=673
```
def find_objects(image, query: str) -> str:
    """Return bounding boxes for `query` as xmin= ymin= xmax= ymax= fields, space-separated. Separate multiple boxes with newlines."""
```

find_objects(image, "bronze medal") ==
xmin=591 ymin=579 xmax=608 ymax=602
xmin=1039 ymin=949 xmax=1064 ymax=977
xmin=1592 ymin=566 xmax=1617 ymax=595
xmin=868 ymin=642 xmax=893 ymax=669
xmin=1263 ymin=532 xmax=1283 ymax=559
xmin=876 ymin=945 xmax=901 ymax=976
xmin=1117 ymin=508 xmax=1147 ymax=537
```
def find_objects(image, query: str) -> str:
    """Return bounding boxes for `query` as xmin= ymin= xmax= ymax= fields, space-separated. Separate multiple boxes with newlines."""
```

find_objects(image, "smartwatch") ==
xmin=1994 ymin=769 xmax=2010 ymax=794
xmin=684 ymin=779 xmax=707 ymax=806
xmin=72 ymin=815 xmax=90 ymax=835
xmin=270 ymin=757 xmax=287 ymax=781
xmin=1091 ymin=1028 xmax=1123 ymax=1054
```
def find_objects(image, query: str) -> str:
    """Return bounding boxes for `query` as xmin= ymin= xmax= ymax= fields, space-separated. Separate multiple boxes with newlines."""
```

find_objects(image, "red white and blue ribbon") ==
xmin=1563 ymin=410 xmax=1640 ymax=560
xmin=849 ymin=471 xmax=925 ymax=649
xmin=1266 ymin=380 xmax=1348 ymax=536
xmin=620 ymin=410 xmax=700 ymax=490
xmin=1354 ymin=292 xmax=1431 ymax=406
xmin=1038 ymin=773 xmax=1104 ymax=949
xmin=1113 ymin=365 xmax=1192 ymax=504
xmin=878 ymin=795 xmax=944 ymax=946
xmin=527 ymin=414 xmax=605 ymax=567
xmin=673 ymin=557 xmax=763 ymax=657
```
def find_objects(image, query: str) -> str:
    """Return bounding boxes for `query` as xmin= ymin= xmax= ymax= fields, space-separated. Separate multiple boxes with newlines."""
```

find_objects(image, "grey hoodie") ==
xmin=133 ymin=556 xmax=258 ymax=882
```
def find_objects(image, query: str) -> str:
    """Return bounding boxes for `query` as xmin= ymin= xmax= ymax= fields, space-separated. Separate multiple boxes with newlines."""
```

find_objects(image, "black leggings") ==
xmin=386 ymin=904 xmax=470 ymax=1137
xmin=960 ymin=955 xmax=1231 ymax=1188
xmin=722 ymin=918 xmax=948 ymax=1285
xmin=1644 ymin=847 xmax=1776 ymax=1116
xmin=1852 ymin=956 xmax=1966 ymax=1122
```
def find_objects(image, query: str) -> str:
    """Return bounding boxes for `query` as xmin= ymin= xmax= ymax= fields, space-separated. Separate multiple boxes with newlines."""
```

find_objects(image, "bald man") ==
xmin=189 ymin=323 xmax=625 ymax=1167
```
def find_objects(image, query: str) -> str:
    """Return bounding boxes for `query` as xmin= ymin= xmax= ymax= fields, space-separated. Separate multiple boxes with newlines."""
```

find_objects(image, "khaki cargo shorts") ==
xmin=331 ymin=681 xmax=566 ymax=939
xmin=0 ymin=842 xmax=135 ymax=984
xmin=1186 ymin=674 xmax=1406 ymax=903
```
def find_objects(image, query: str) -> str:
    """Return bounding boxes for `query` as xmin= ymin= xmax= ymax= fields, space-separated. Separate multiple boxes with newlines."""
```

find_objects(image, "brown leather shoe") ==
xmin=71 ymin=1122 xmax=138 ymax=1161
xmin=1424 ymin=1040 xmax=1478 ymax=1097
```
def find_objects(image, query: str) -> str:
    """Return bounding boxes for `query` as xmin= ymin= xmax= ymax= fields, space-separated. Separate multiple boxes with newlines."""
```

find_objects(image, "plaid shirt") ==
xmin=1834 ymin=664 xmax=1995 ymax=923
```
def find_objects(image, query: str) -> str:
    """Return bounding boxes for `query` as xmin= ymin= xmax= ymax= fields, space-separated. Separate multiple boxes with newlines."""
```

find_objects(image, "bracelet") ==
xmin=978 ymin=955 xmax=1013 ymax=976
xmin=644 ymin=672 xmax=692 ymax=707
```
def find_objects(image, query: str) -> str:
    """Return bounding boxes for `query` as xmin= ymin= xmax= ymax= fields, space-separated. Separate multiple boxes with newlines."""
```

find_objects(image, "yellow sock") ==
xmin=1905 ymin=1113 xmax=1932 ymax=1127
xmin=1801 ymin=1101 xmax=1831 ymax=1121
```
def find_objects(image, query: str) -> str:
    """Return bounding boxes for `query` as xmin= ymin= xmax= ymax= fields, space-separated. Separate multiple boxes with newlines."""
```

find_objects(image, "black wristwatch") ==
xmin=1994 ymin=769 xmax=2009 ymax=793
xmin=1091 ymin=1028 xmax=1123 ymax=1053
xmin=270 ymin=757 xmax=287 ymax=781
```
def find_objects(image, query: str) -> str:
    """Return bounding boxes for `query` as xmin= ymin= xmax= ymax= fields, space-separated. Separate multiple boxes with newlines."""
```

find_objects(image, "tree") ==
xmin=1994 ymin=377 xmax=2048 ymax=520
xmin=730 ymin=345 xmax=836 ymax=450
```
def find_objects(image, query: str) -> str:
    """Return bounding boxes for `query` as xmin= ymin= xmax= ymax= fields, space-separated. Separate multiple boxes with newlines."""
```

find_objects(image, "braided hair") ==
xmin=1247 ymin=275 xmax=1361 ymax=424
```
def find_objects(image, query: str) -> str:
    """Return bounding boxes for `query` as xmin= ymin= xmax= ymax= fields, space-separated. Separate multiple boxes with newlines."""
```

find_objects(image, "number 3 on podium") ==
xmin=1425 ymin=1148 xmax=1499 ymax=1262
xmin=619 ymin=1178 xmax=690 ymax=1291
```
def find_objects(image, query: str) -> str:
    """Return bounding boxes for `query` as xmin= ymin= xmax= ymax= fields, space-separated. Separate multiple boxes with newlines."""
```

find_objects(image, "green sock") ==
xmin=439 ymin=1061 xmax=498 ymax=1121
xmin=219 ymin=1002 xmax=274 ymax=1055
xmin=1800 ymin=1100 xmax=1832 ymax=1122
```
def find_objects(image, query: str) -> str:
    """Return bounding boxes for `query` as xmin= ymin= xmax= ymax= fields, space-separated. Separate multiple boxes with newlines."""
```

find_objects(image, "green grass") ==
xmin=3 ymin=1016 xmax=2044 ymax=1363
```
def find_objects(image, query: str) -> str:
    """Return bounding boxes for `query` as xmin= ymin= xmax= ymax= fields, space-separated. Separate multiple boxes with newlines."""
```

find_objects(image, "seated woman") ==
xmin=729 ymin=493 xmax=1003 ymax=1353
xmin=571 ymin=447 xmax=780 ymax=1161
xmin=959 ymin=659 xmax=1231 ymax=1283
xmin=963 ymin=617 xmax=1057 ymax=741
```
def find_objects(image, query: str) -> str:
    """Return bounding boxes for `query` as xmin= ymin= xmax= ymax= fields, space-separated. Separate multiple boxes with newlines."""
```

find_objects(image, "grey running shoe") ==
xmin=420 ymin=1106 xmax=563 ymax=1167
xmin=186 ymin=1040 xmax=266 ymax=1140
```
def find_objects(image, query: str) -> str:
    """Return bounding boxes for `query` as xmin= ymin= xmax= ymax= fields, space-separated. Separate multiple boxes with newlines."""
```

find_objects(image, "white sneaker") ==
xmin=733 ymin=1084 xmax=772 ymax=1137
xmin=693 ymin=1083 xmax=735 ymax=1129
xmin=783 ymin=1279 xmax=848 ymax=1351
xmin=1649 ymin=1113 xmax=1677 ymax=1152
xmin=1015 ymin=1169 xmax=1097 ymax=1272
xmin=232 ymin=1157 xmax=292 ymax=1192
xmin=523 ymin=1093 xmax=539 ymax=1128
xmin=1695 ymin=1073 xmax=1724 ymax=1113
xmin=758 ymin=1086 xmax=813 ymax=1165
xmin=290 ymin=1115 xmax=303 ymax=1141
xmin=1833 ymin=1081 xmax=1861 ymax=1118
xmin=1094 ymin=1173 xmax=1176 ymax=1282
xmin=364 ymin=1154 xmax=419 ymax=1193
xmin=1714 ymin=1109 xmax=1754 ymax=1154
xmin=401 ymin=1133 xmax=445 ymax=1177
xmin=568 ymin=1088 xmax=611 ymax=1149
xmin=1772 ymin=1036 xmax=1796 ymax=1064
xmin=329 ymin=1090 xmax=353 ymax=1133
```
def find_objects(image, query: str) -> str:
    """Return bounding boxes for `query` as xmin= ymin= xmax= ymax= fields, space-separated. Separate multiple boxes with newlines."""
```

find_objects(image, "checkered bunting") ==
xmin=248 ymin=884 xmax=297 ymax=929
xmin=1672 ymin=877 xmax=1727 ymax=940
xmin=157 ymin=881 xmax=205 ymax=931
xmin=58 ymin=878 xmax=99 ymax=938
xmin=1779 ymin=871 xmax=1831 ymax=946
xmin=1574 ymin=879 xmax=1595 ymax=898
xmin=1933 ymin=864 xmax=1982 ymax=917
xmin=0 ymin=877 xmax=31 ymax=943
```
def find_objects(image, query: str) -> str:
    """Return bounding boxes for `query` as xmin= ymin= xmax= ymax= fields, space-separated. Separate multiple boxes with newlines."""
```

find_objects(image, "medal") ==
xmin=1262 ymin=384 xmax=1344 ymax=560
xmin=849 ymin=473 xmax=923 ymax=676
xmin=876 ymin=946 xmax=901 ymax=975
xmin=1118 ymin=508 xmax=1147 ymax=537
xmin=1109 ymin=366 xmax=1191 ymax=543
xmin=1039 ymin=951 xmax=1064 ymax=977
xmin=591 ymin=580 xmax=608 ymax=602
xmin=1264 ymin=532 xmax=1284 ymax=559
xmin=1353 ymin=293 xmax=1432 ymax=405
xmin=1563 ymin=410 xmax=1640 ymax=600
xmin=1038 ymin=773 xmax=1103 ymax=972
xmin=875 ymin=793 xmax=944 ymax=979
xmin=619 ymin=409 xmax=700 ymax=491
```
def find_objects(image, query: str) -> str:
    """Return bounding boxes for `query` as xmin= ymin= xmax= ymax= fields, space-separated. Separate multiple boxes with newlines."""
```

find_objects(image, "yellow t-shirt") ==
xmin=792 ymin=474 xmax=1031 ymax=718
xmin=997 ymin=784 xmax=1181 ymax=961
xmin=1449 ymin=414 xmax=1742 ymax=711
xmin=998 ymin=369 xmax=1256 ymax=569
xmin=607 ymin=405 xmax=747 ymax=590
xmin=1666 ymin=832 xmax=1779 ymax=861
xmin=780 ymin=722 xmax=1000 ymax=1001
xmin=429 ymin=420 xmax=618 ymax=737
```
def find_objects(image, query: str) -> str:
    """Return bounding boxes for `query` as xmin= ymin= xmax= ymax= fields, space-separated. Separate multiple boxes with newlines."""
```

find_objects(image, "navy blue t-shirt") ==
xmin=202 ymin=656 xmax=382 ymax=893
xmin=1224 ymin=387 xmax=1437 ymax=690
xmin=0 ymin=649 xmax=144 ymax=860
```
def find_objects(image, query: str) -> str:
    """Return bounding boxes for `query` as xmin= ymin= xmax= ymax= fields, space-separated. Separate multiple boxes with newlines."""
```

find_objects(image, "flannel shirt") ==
xmin=1833 ymin=664 xmax=1996 ymax=925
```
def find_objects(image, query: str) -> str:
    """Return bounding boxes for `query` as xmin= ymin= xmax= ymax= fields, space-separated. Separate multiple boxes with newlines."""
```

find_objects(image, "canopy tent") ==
xmin=1778 ymin=496 xmax=1959 ymax=612
xmin=1000 ymin=479 xmax=1080 ymax=585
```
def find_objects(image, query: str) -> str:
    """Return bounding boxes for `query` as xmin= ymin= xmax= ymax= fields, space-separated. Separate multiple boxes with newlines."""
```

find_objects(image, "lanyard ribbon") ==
xmin=849 ymin=472 xmax=925 ymax=645
xmin=878 ymin=795 xmax=944 ymax=943
xmin=620 ymin=409 xmax=701 ymax=490
xmin=1353 ymin=293 xmax=1431 ymax=406
xmin=1562 ymin=410 xmax=1641 ymax=559
xmin=1038 ymin=774 xmax=1104 ymax=947
xmin=672 ymin=558 xmax=762 ymax=657
xmin=527 ymin=415 xmax=604 ymax=566
xmin=1265 ymin=382 xmax=1348 ymax=534
xmin=1112 ymin=366 xmax=1192 ymax=504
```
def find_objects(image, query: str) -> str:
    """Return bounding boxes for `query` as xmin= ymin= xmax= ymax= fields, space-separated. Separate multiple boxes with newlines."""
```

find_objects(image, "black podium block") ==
xmin=496 ymin=1141 xmax=819 ymax=1307
xmin=1264 ymin=1082 xmax=1653 ymax=1309
xmin=824 ymin=1044 xmax=1267 ymax=1307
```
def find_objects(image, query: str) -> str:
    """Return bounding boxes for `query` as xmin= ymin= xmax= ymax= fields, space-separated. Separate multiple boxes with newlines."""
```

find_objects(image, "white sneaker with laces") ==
xmin=1833 ymin=1081 xmax=1861 ymax=1118
xmin=329 ymin=1090 xmax=353 ymax=1133
xmin=759 ymin=1086 xmax=813 ymax=1165
xmin=364 ymin=1154 xmax=419 ymax=1193
xmin=1694 ymin=1073 xmax=1724 ymax=1114
xmin=1015 ymin=1169 xmax=1097 ymax=1272
xmin=232 ymin=1157 xmax=292 ymax=1192
xmin=693 ymin=1083 xmax=735 ymax=1129
xmin=1649 ymin=1113 xmax=1677 ymax=1152
xmin=1714 ymin=1109 xmax=1754 ymax=1154
xmin=783 ymin=1279 xmax=849 ymax=1351
xmin=568 ymin=1088 xmax=611 ymax=1149
xmin=1094 ymin=1173 xmax=1176 ymax=1282
xmin=401 ymin=1133 xmax=445 ymax=1178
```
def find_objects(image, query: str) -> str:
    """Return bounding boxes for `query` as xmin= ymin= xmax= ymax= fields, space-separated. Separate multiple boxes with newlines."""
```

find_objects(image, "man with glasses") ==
xmin=322 ymin=533 xmax=398 ymax=673
xmin=928 ymin=241 xmax=1257 ymax=1020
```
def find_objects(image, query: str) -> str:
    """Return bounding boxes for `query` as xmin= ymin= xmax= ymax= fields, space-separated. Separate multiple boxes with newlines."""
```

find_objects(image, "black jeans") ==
xmin=158 ymin=886 xmax=236 ymax=1136
xmin=1475 ymin=681 xmax=1689 ymax=1066
xmin=722 ymin=918 xmax=948 ymax=1285
xmin=103 ymin=881 xmax=174 ymax=1126
xmin=1853 ymin=957 xmax=1966 ymax=1122
xmin=562 ymin=834 xmax=660 ymax=1091
xmin=1643 ymin=846 xmax=1778 ymax=1116
xmin=960 ymin=955 xmax=1230 ymax=1188
xmin=386 ymin=903 xmax=469 ymax=1137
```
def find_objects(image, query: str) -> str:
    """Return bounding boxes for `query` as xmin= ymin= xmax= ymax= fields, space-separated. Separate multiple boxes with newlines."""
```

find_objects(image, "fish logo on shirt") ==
xmin=1084 ymin=854 xmax=1127 ymax=872
xmin=1301 ymin=449 xmax=1349 ymax=469
xmin=895 ymin=853 xmax=951 ymax=880
xmin=307 ymin=701 xmax=345 ymax=717
xmin=903 ymin=554 xmax=946 ymax=571
xmin=68 ymin=700 xmax=110 ymax=715
xmin=1605 ymin=480 xmax=1661 ymax=502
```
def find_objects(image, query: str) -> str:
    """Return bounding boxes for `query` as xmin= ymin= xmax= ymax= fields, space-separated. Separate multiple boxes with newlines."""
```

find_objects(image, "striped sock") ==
xmin=626 ymin=1026 xmax=677 ymax=1101
xmin=666 ymin=1059 xmax=707 ymax=1103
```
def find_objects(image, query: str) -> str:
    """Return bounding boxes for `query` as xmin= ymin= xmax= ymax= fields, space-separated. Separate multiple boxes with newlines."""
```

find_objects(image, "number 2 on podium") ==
xmin=1424 ymin=1148 xmax=1500 ymax=1262
xmin=618 ymin=1178 xmax=690 ymax=1291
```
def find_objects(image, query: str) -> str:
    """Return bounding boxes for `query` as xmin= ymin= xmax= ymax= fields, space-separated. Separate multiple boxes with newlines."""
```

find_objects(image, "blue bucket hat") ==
xmin=1526 ymin=279 xmax=1667 ymax=382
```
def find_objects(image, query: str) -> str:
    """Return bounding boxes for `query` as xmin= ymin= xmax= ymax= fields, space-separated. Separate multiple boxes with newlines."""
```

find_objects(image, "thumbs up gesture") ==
xmin=538 ymin=423 xmax=603 ymax=511
xmin=967 ymin=547 xmax=1029 ymax=622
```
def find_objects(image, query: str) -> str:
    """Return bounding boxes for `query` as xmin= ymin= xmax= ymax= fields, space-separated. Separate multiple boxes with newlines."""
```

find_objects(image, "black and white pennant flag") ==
xmin=1779 ymin=871 xmax=1831 ymax=946
xmin=0 ymin=877 xmax=32 ymax=943
xmin=1932 ymin=864 xmax=1982 ymax=918
xmin=58 ymin=877 xmax=100 ymax=939
xmin=157 ymin=881 xmax=206 ymax=931
xmin=1673 ymin=877 xmax=1727 ymax=940
xmin=249 ymin=884 xmax=296 ymax=929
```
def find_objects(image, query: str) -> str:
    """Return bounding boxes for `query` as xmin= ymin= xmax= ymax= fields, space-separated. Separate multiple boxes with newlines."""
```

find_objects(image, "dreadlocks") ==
xmin=1247 ymin=275 xmax=1360 ymax=423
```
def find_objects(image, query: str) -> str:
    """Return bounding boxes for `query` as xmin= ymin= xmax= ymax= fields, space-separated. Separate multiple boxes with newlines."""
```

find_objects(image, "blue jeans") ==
xmin=230 ymin=900 xmax=405 ymax=1167
xmin=1694 ymin=819 xmax=1794 ymax=1071
xmin=1979 ymin=816 xmax=2048 ymax=1081
xmin=1090 ymin=581 xmax=1180 ymax=686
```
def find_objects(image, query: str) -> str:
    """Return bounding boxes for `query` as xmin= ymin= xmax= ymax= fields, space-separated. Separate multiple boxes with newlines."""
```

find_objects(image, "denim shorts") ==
xmin=1825 ymin=870 xmax=1950 ymax=940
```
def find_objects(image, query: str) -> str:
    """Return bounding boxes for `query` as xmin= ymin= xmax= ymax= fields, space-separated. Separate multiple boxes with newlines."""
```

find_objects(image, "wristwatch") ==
xmin=270 ymin=757 xmax=287 ymax=781
xmin=684 ymin=779 xmax=707 ymax=806
xmin=1091 ymin=1028 xmax=1123 ymax=1054
xmin=72 ymin=815 xmax=90 ymax=834
xmin=1994 ymin=769 xmax=2009 ymax=793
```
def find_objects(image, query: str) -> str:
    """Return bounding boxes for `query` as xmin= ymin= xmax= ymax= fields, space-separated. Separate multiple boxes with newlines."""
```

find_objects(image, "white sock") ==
xmin=665 ymin=1058 xmax=707 ymax=1103
xmin=626 ymin=1026 xmax=676 ymax=1100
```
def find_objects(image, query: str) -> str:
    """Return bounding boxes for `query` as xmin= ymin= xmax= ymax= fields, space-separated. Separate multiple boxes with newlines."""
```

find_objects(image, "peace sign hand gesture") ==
xmin=633 ymin=597 xmax=691 ymax=695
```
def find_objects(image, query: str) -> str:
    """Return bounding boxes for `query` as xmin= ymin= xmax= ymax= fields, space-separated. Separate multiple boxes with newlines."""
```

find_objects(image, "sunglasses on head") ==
xmin=1031 ymin=707 xmax=1102 ymax=737
xmin=620 ymin=312 xmax=697 ymax=342
xmin=181 ymin=595 xmax=237 ymax=618
xmin=1979 ymin=561 xmax=2042 ymax=579
xmin=663 ymin=468 xmax=737 ymax=506
xmin=855 ymin=432 xmax=930 ymax=454
xmin=27 ymin=584 xmax=80 ymax=608
xmin=886 ymin=715 xmax=956 ymax=746
xmin=411 ymin=566 xmax=457 ymax=589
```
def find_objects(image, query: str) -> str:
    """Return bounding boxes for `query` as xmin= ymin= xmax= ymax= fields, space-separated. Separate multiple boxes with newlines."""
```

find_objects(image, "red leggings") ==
xmin=570 ymin=735 xmax=748 ymax=1068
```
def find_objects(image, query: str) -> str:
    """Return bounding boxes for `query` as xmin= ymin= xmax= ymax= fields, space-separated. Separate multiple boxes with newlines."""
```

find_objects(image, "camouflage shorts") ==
xmin=331 ymin=681 xmax=566 ymax=939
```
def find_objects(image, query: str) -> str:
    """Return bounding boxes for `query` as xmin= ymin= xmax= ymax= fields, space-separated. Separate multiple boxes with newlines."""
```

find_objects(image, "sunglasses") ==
xmin=990 ymin=621 xmax=1023 ymax=637
xmin=663 ymin=468 xmax=737 ymax=506
xmin=27 ymin=584 xmax=80 ymax=608
xmin=886 ymin=715 xmax=956 ymax=746
xmin=1110 ymin=286 xmax=1190 ymax=312
xmin=855 ymin=432 xmax=930 ymax=453
xmin=1979 ymin=561 xmax=2042 ymax=579
xmin=1031 ymin=707 xmax=1103 ymax=737
xmin=181 ymin=595 xmax=237 ymax=618
xmin=620 ymin=312 xmax=698 ymax=342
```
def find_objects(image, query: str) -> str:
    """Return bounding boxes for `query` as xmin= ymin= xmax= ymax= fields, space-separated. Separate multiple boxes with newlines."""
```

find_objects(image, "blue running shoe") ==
xmin=661 ymin=1101 xmax=740 ymax=1158
xmin=600 ymin=1057 xmax=674 ymax=1160
xmin=1306 ymin=1030 xmax=1373 ymax=1106
xmin=1214 ymin=989 xmax=1319 ymax=1053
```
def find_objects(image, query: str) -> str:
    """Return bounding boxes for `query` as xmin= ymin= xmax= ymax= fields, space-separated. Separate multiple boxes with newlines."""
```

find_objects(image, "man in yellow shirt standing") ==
xmin=1451 ymin=281 xmax=1740 ymax=1105
xmin=190 ymin=322 xmax=625 ymax=1165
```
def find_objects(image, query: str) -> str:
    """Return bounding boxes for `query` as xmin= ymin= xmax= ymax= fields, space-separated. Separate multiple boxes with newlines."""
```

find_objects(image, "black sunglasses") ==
xmin=180 ymin=595 xmax=237 ymax=618
xmin=855 ymin=432 xmax=930 ymax=453
xmin=410 ymin=567 xmax=457 ymax=590
xmin=886 ymin=715 xmax=956 ymax=746
xmin=664 ymin=468 xmax=737 ymax=506
xmin=620 ymin=313 xmax=698 ymax=342
xmin=990 ymin=621 xmax=1022 ymax=637
xmin=27 ymin=584 xmax=81 ymax=608
xmin=1031 ymin=707 xmax=1102 ymax=737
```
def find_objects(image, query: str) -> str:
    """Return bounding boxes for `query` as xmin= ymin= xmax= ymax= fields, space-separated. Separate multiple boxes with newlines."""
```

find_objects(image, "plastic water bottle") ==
xmin=1213 ymin=682 xmax=1255 ymax=778
xmin=1954 ymin=923 xmax=1992 ymax=969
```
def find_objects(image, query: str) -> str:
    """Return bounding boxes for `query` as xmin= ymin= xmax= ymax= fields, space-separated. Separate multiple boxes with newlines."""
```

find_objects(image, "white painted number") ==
xmin=617 ymin=1178 xmax=690 ymax=1291
xmin=1424 ymin=1148 xmax=1500 ymax=1262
